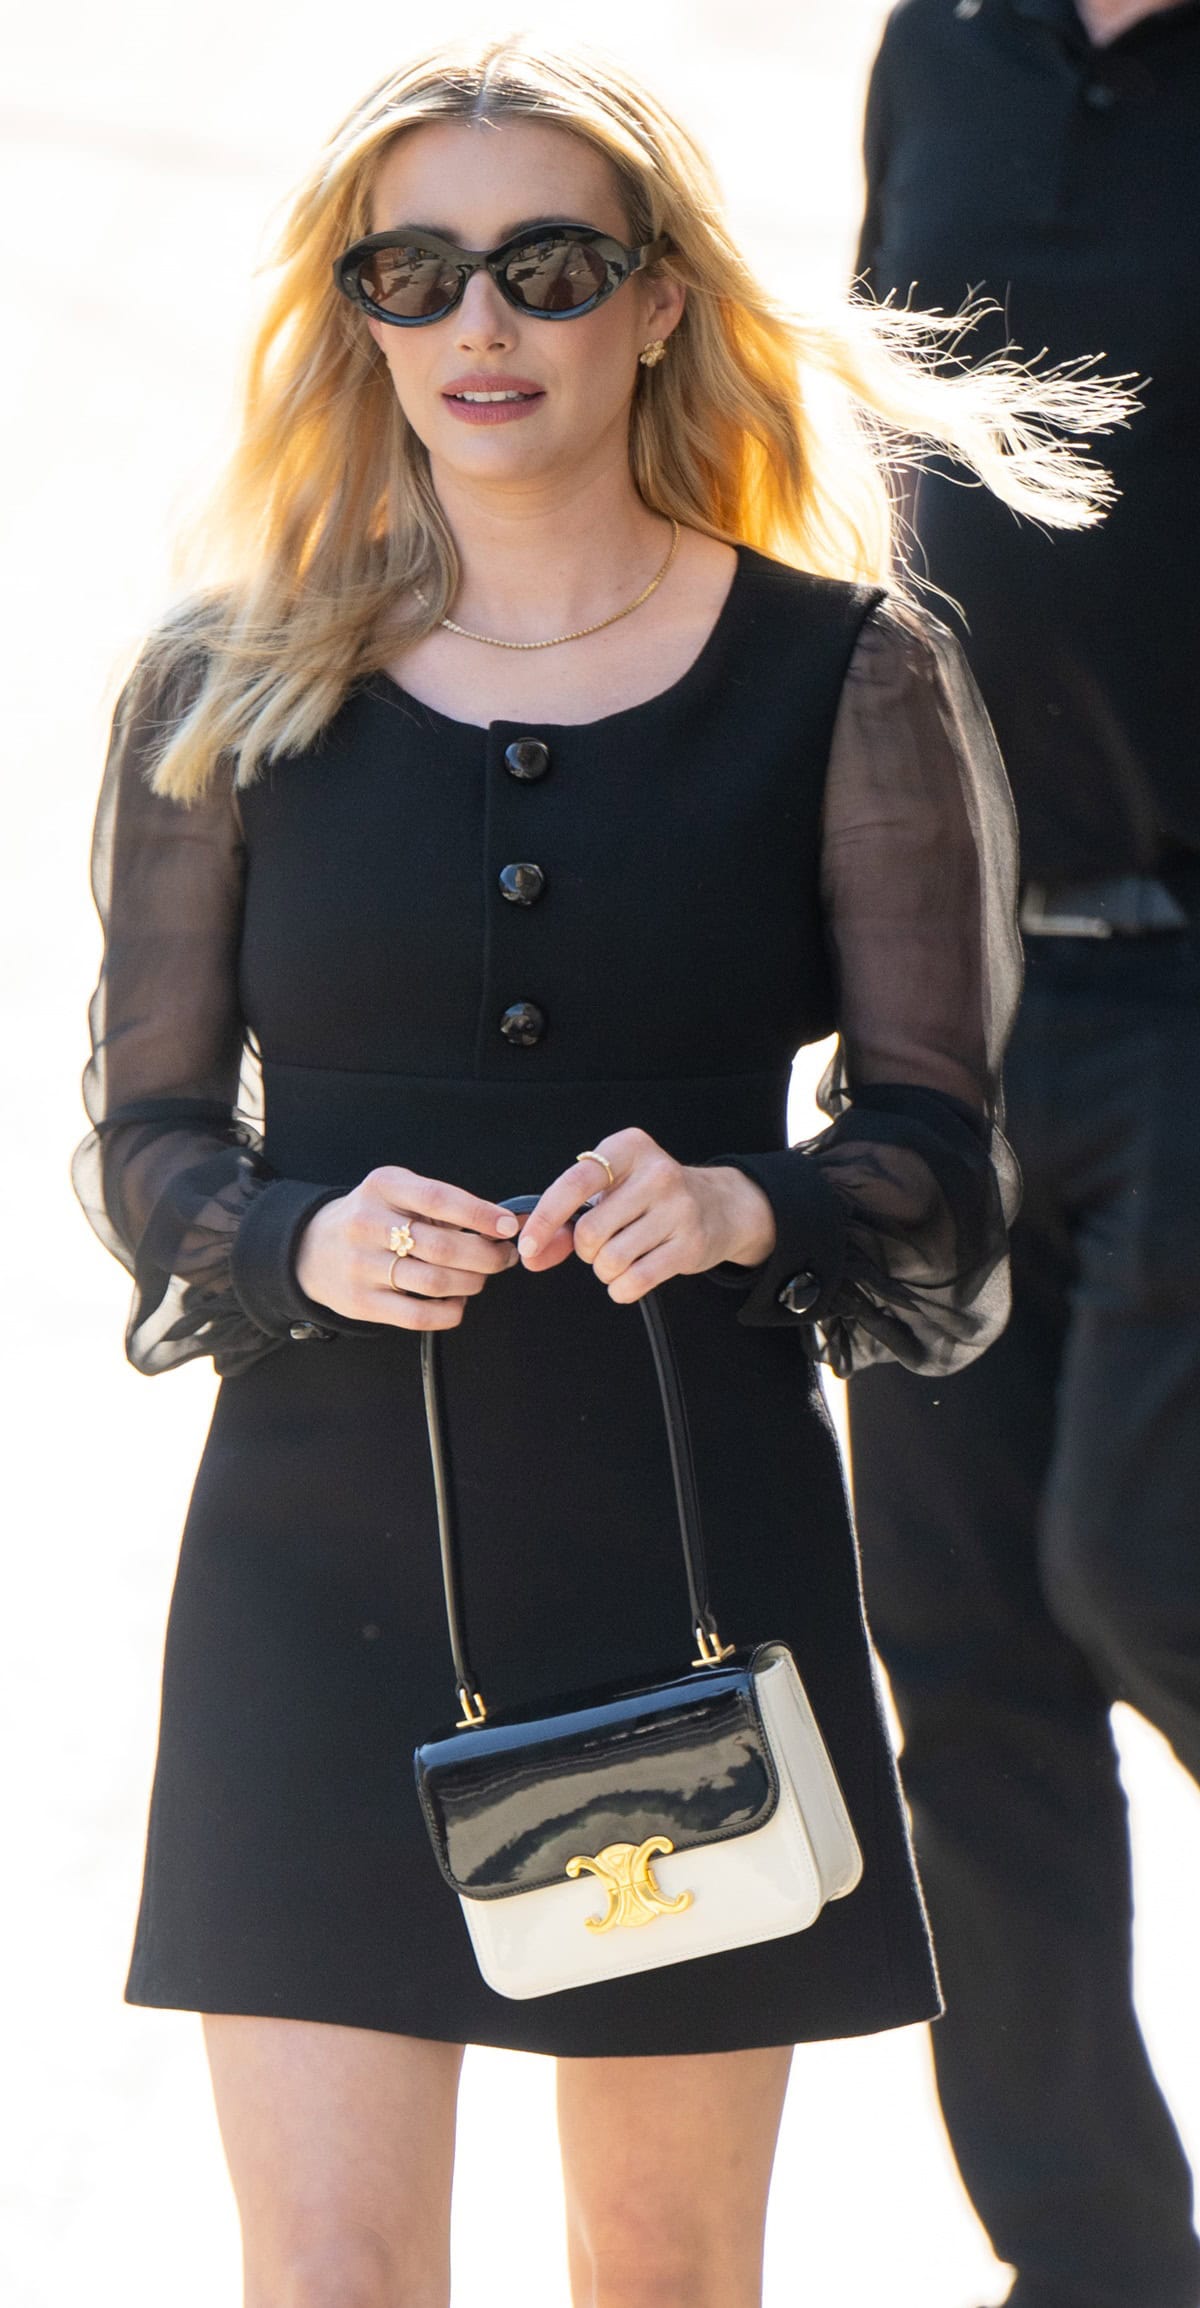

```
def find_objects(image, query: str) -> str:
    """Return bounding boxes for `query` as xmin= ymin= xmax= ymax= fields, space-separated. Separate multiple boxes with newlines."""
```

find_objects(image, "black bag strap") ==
xmin=420 ymin=1193 xmax=735 ymax=1728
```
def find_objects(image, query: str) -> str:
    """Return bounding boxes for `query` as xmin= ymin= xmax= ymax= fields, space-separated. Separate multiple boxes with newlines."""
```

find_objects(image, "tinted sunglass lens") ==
xmin=504 ymin=235 xmax=614 ymax=313
xmin=355 ymin=243 xmax=462 ymax=319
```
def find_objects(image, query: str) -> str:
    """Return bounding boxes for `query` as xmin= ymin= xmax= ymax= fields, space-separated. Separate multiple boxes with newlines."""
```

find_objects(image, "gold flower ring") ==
xmin=387 ymin=1218 xmax=417 ymax=1291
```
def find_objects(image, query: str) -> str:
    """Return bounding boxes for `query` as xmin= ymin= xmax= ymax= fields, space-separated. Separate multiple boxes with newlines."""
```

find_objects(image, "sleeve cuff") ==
xmin=229 ymin=1178 xmax=382 ymax=1343
xmin=701 ymin=1151 xmax=848 ymax=1328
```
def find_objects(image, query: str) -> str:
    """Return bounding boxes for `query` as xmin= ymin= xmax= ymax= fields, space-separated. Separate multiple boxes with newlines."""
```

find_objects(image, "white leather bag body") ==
xmin=417 ymin=1639 xmax=862 ymax=1999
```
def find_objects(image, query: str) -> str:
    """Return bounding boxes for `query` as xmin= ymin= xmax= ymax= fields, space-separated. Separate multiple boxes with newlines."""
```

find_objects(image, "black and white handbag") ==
xmin=414 ymin=1196 xmax=863 ymax=2001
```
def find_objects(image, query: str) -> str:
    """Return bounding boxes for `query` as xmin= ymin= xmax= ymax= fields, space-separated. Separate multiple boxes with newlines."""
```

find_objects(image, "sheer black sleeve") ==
xmin=706 ymin=597 xmax=1022 ymax=1378
xmin=72 ymin=653 xmax=368 ymax=1376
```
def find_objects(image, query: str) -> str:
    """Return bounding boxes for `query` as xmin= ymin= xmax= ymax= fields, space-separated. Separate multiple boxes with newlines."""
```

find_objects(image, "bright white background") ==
xmin=2 ymin=5 xmax=1197 ymax=2303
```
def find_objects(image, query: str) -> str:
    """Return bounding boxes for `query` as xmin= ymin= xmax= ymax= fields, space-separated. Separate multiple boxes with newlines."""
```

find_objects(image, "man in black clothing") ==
xmin=850 ymin=6 xmax=1200 ymax=2306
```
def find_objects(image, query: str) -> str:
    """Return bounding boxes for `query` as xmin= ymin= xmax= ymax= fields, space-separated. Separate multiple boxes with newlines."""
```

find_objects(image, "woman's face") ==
xmin=364 ymin=118 xmax=683 ymax=497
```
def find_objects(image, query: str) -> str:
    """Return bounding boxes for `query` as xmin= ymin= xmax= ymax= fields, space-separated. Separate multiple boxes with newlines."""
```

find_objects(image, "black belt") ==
xmin=1019 ymin=875 xmax=1192 ymax=938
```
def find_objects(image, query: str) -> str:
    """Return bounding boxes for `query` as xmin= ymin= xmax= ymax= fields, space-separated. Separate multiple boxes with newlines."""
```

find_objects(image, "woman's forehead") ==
xmin=369 ymin=117 xmax=628 ymax=239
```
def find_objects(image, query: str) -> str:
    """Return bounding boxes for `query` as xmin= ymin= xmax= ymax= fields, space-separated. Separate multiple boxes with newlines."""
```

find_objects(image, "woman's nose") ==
xmin=453 ymin=267 xmax=517 ymax=350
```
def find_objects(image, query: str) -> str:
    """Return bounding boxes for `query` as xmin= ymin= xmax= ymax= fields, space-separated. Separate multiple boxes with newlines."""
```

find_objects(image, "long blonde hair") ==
xmin=143 ymin=32 xmax=1133 ymax=800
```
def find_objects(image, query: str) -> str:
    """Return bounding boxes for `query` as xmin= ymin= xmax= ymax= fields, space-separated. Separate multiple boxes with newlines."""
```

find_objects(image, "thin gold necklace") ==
xmin=440 ymin=519 xmax=681 ymax=650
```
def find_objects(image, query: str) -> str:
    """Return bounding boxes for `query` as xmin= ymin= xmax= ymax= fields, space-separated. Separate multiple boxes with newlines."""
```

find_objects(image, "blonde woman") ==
xmin=75 ymin=37 xmax=1127 ymax=2308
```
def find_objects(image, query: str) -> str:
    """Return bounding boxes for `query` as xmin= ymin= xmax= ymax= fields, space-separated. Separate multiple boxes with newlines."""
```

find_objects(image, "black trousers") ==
xmin=850 ymin=930 xmax=1200 ymax=2308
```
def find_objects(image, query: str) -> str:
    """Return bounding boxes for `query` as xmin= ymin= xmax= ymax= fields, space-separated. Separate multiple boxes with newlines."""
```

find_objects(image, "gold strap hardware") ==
xmin=692 ymin=1623 xmax=736 ymax=1668
xmin=455 ymin=1685 xmax=489 ymax=1728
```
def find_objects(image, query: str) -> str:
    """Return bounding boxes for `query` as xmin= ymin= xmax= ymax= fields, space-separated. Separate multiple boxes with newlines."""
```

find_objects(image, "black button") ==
xmin=1084 ymin=80 xmax=1115 ymax=109
xmin=499 ymin=1000 xmax=546 ymax=1046
xmin=504 ymin=739 xmax=551 ymax=782
xmin=777 ymin=1270 xmax=821 ymax=1316
xmin=498 ymin=862 xmax=546 ymax=906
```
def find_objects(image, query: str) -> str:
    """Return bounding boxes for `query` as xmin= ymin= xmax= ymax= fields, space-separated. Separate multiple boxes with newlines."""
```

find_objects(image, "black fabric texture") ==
xmin=857 ymin=0 xmax=1200 ymax=887
xmin=851 ymin=930 xmax=1200 ymax=2308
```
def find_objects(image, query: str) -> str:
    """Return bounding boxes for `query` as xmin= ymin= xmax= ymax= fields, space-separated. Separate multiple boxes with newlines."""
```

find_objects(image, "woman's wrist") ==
xmin=690 ymin=1164 xmax=777 ymax=1269
xmin=293 ymin=1196 xmax=341 ymax=1306
xmin=229 ymin=1178 xmax=347 ymax=1336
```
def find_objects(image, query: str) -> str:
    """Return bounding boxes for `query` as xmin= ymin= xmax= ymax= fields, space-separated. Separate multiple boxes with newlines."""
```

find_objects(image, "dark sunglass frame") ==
xmin=333 ymin=223 xmax=670 ymax=326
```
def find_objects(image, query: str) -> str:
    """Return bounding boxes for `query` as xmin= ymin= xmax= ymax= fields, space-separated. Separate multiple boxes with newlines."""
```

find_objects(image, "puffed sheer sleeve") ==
xmin=72 ymin=652 xmax=368 ymax=1376
xmin=707 ymin=597 xmax=1022 ymax=1377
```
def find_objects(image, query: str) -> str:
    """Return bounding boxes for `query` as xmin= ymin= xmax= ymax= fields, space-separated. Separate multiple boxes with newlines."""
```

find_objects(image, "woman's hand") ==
xmin=294 ymin=1166 xmax=520 ymax=1330
xmin=516 ymin=1130 xmax=777 ymax=1303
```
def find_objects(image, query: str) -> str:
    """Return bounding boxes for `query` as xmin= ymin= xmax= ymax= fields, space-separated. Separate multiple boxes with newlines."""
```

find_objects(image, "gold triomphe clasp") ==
xmin=692 ymin=1622 xmax=736 ymax=1669
xmin=565 ymin=1837 xmax=694 ymax=1934
xmin=455 ymin=1685 xmax=488 ymax=1728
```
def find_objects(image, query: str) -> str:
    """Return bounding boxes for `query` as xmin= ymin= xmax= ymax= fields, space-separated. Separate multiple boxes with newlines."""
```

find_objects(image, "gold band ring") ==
xmin=387 ymin=1254 xmax=411 ymax=1293
xmin=575 ymin=1149 xmax=615 ymax=1190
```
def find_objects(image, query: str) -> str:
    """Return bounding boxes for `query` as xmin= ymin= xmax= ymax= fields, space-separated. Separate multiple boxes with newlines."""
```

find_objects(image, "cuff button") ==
xmin=777 ymin=1270 xmax=820 ymax=1315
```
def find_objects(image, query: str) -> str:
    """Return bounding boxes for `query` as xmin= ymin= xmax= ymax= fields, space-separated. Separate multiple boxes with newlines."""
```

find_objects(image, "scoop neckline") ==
xmin=366 ymin=540 xmax=750 ymax=737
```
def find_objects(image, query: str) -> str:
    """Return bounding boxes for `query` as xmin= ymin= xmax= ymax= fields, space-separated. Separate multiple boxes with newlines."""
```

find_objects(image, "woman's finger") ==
xmin=378 ymin=1256 xmax=490 ymax=1301
xmin=386 ymin=1220 xmax=519 ymax=1278
xmin=370 ymin=1291 xmax=468 ymax=1332
xmin=588 ymin=1210 xmax=675 ymax=1289
xmin=514 ymin=1220 xmax=576 ymax=1274
xmin=517 ymin=1147 xmax=628 ymax=1264
xmin=570 ymin=1177 xmax=658 ymax=1266
xmin=603 ymin=1240 xmax=684 ymax=1304
xmin=368 ymin=1166 xmax=520 ymax=1241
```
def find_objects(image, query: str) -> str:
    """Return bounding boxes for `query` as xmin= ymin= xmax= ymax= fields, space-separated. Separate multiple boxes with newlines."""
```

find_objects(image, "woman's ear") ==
xmin=646 ymin=274 xmax=686 ymax=347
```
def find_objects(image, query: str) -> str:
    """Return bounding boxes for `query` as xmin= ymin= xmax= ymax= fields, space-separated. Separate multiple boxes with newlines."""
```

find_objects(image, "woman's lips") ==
xmin=442 ymin=376 xmax=546 ymax=426
xmin=441 ymin=388 xmax=546 ymax=426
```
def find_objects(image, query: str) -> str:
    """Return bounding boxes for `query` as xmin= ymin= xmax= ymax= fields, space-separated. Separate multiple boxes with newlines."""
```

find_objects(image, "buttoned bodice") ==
xmin=237 ymin=554 xmax=848 ymax=1089
xmin=76 ymin=545 xmax=1021 ymax=1378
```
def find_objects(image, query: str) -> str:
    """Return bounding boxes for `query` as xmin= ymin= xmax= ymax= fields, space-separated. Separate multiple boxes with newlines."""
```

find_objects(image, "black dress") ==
xmin=75 ymin=547 xmax=1020 ymax=2056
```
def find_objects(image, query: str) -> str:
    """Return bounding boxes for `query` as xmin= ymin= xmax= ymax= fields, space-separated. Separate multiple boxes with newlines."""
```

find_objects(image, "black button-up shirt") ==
xmin=857 ymin=0 xmax=1200 ymax=889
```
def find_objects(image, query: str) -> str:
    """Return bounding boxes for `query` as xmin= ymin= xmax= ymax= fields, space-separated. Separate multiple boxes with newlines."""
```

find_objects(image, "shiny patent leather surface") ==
xmin=416 ymin=1653 xmax=779 ymax=1898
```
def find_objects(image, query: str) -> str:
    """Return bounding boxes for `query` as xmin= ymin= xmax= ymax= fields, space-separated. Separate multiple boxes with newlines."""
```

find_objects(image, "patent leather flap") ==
xmin=415 ymin=1656 xmax=779 ymax=1899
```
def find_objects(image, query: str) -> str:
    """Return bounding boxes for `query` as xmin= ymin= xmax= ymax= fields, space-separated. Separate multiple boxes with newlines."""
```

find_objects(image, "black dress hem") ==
xmin=124 ymin=1972 xmax=942 ymax=2059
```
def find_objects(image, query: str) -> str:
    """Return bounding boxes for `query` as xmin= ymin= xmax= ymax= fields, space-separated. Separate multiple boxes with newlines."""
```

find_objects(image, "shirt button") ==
xmin=498 ymin=862 xmax=546 ymax=906
xmin=504 ymin=739 xmax=551 ymax=782
xmin=499 ymin=1000 xmax=546 ymax=1046
xmin=1084 ymin=80 xmax=1116 ymax=108
xmin=777 ymin=1270 xmax=821 ymax=1316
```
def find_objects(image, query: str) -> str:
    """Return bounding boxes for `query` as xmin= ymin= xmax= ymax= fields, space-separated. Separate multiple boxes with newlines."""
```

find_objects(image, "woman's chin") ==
xmin=429 ymin=422 xmax=574 ymax=491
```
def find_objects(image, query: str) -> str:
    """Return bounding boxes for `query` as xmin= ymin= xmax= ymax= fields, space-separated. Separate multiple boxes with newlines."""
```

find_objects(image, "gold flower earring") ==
xmin=638 ymin=339 xmax=668 ymax=368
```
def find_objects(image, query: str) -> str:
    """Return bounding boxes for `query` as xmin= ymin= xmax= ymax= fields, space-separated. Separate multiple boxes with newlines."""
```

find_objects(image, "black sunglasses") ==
xmin=334 ymin=222 xmax=670 ymax=326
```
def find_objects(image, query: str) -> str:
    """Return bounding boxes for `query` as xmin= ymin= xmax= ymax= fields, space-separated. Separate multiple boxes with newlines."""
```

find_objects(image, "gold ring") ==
xmin=388 ymin=1253 xmax=411 ymax=1293
xmin=575 ymin=1149 xmax=615 ymax=1190
xmin=388 ymin=1220 xmax=416 ymax=1257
